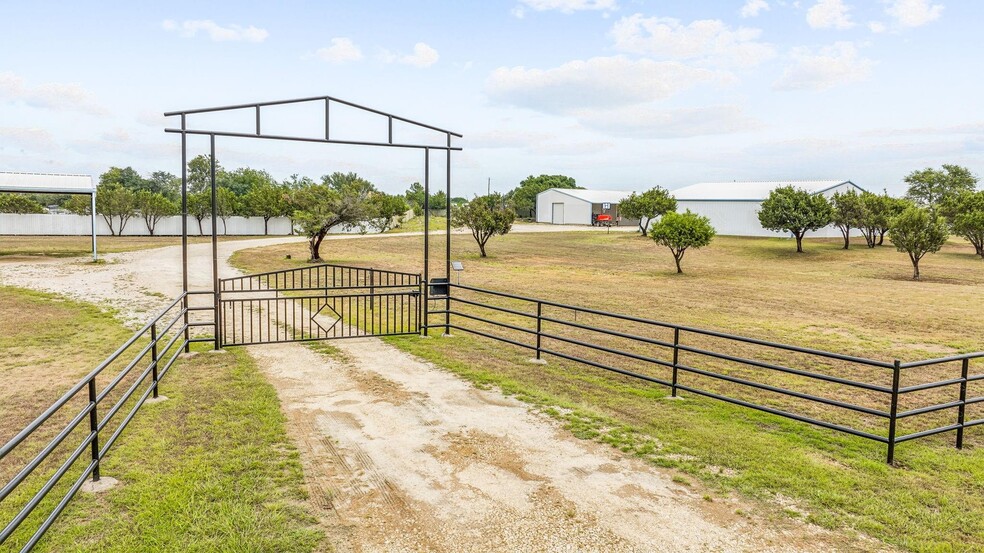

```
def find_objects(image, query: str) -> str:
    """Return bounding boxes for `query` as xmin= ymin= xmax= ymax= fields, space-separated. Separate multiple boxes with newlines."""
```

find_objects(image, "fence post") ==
xmin=369 ymin=269 xmax=375 ymax=312
xmin=87 ymin=378 xmax=100 ymax=482
xmin=535 ymin=302 xmax=543 ymax=360
xmin=422 ymin=280 xmax=429 ymax=337
xmin=887 ymin=360 xmax=901 ymax=465
xmin=150 ymin=323 xmax=159 ymax=399
xmin=957 ymin=357 xmax=969 ymax=450
xmin=671 ymin=328 xmax=680 ymax=397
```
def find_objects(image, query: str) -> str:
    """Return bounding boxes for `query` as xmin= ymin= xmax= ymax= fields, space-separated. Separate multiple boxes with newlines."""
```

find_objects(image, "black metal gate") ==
xmin=218 ymin=264 xmax=421 ymax=346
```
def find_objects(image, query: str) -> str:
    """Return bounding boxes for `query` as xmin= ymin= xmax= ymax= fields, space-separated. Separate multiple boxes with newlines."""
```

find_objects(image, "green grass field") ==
xmin=385 ymin=215 xmax=447 ymax=234
xmin=0 ymin=287 xmax=323 ymax=552
xmin=232 ymin=230 xmax=984 ymax=552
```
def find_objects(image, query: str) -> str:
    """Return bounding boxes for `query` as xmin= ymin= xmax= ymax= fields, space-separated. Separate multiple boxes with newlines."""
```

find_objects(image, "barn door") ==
xmin=551 ymin=202 xmax=565 ymax=224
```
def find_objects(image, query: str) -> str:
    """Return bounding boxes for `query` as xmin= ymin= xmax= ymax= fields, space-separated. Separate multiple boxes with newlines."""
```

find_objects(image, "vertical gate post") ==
xmin=887 ymin=360 xmax=901 ymax=465
xmin=87 ymin=378 xmax=100 ymax=482
xmin=957 ymin=357 xmax=969 ymax=450
xmin=535 ymin=302 xmax=543 ymax=360
xmin=181 ymin=114 xmax=190 ymax=353
xmin=671 ymin=328 xmax=680 ymax=397
xmin=422 ymin=148 xmax=430 ymax=337
xmin=210 ymin=134 xmax=220 ymax=350
xmin=150 ymin=323 xmax=159 ymax=399
xmin=445 ymin=135 xmax=452 ymax=337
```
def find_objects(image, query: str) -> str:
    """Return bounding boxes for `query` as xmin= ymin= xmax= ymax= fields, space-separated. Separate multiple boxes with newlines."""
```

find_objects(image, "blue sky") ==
xmin=0 ymin=0 xmax=980 ymax=197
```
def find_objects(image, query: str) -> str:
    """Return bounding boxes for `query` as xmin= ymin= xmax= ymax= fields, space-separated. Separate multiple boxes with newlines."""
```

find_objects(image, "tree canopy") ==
xmin=649 ymin=210 xmax=715 ymax=274
xmin=291 ymin=173 xmax=376 ymax=261
xmin=757 ymin=186 xmax=833 ymax=252
xmin=451 ymin=194 xmax=516 ymax=257
xmin=831 ymin=190 xmax=866 ymax=250
xmin=944 ymin=190 xmax=984 ymax=259
xmin=0 ymin=193 xmax=46 ymax=214
xmin=619 ymin=187 xmax=677 ymax=234
xmin=243 ymin=182 xmax=290 ymax=235
xmin=506 ymin=174 xmax=579 ymax=218
xmin=904 ymin=164 xmax=978 ymax=208
xmin=889 ymin=206 xmax=949 ymax=280
xmin=135 ymin=191 xmax=177 ymax=235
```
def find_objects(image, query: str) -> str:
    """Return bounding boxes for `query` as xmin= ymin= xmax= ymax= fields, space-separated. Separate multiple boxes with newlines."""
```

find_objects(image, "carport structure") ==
xmin=0 ymin=172 xmax=97 ymax=261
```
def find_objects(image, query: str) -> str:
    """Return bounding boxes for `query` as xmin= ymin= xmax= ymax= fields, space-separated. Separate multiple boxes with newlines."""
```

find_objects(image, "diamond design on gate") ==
xmin=311 ymin=301 xmax=341 ymax=334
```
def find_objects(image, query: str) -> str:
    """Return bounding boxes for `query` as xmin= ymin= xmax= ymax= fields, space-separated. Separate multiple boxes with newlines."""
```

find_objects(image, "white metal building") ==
xmin=672 ymin=180 xmax=866 ymax=238
xmin=535 ymin=188 xmax=635 ymax=225
xmin=0 ymin=172 xmax=99 ymax=259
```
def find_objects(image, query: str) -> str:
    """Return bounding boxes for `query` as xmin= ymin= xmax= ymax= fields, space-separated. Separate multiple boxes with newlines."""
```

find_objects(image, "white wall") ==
xmin=675 ymin=182 xmax=867 ymax=238
xmin=0 ymin=213 xmax=295 ymax=236
xmin=676 ymin=200 xmax=861 ymax=238
xmin=535 ymin=189 xmax=592 ymax=225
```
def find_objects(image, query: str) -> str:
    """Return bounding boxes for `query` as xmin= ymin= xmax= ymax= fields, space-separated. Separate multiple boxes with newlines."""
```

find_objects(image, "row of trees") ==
xmin=1 ymin=159 xmax=448 ymax=240
xmin=757 ymin=165 xmax=982 ymax=279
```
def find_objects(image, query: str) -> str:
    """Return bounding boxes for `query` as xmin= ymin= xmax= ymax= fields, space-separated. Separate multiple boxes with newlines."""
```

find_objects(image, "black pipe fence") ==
xmin=425 ymin=283 xmax=983 ymax=464
xmin=0 ymin=291 xmax=214 ymax=552
xmin=218 ymin=264 xmax=422 ymax=346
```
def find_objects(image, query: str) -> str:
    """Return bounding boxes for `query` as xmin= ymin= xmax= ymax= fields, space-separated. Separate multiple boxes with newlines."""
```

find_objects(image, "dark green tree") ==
xmin=136 ymin=191 xmax=177 ymax=236
xmin=451 ymin=194 xmax=516 ymax=257
xmin=188 ymin=191 xmax=212 ymax=235
xmin=889 ymin=206 xmax=950 ymax=280
xmin=368 ymin=193 xmax=409 ymax=233
xmin=100 ymin=166 xmax=147 ymax=191
xmin=0 ymin=193 xmax=46 ymax=213
xmin=831 ymin=190 xmax=866 ymax=250
xmin=225 ymin=167 xmax=275 ymax=197
xmin=649 ymin=210 xmax=716 ymax=274
xmin=904 ymin=164 xmax=978 ymax=208
xmin=216 ymin=187 xmax=238 ymax=235
xmin=291 ymin=174 xmax=376 ymax=261
xmin=188 ymin=155 xmax=222 ymax=194
xmin=506 ymin=174 xmax=579 ymax=218
xmin=94 ymin=184 xmax=137 ymax=235
xmin=146 ymin=171 xmax=180 ymax=199
xmin=757 ymin=186 xmax=833 ymax=253
xmin=944 ymin=190 xmax=984 ymax=259
xmin=619 ymin=187 xmax=677 ymax=234
xmin=243 ymin=182 xmax=290 ymax=235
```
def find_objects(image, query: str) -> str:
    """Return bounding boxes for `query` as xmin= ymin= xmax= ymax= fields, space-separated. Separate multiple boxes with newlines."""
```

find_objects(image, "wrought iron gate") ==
xmin=218 ymin=264 xmax=421 ymax=346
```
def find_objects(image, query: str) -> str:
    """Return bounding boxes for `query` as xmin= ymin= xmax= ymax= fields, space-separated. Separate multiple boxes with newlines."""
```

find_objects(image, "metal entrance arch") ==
xmin=164 ymin=95 xmax=461 ymax=347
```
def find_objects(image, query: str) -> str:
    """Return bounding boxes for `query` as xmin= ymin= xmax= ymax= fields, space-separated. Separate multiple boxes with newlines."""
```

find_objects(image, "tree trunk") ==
xmin=913 ymin=261 xmax=920 ymax=280
xmin=673 ymin=250 xmax=684 ymax=274
xmin=795 ymin=233 xmax=804 ymax=253
xmin=309 ymin=232 xmax=326 ymax=262
xmin=263 ymin=217 xmax=270 ymax=235
xmin=478 ymin=241 xmax=487 ymax=257
xmin=878 ymin=230 xmax=886 ymax=246
xmin=197 ymin=218 xmax=204 ymax=236
xmin=638 ymin=217 xmax=650 ymax=235
xmin=840 ymin=225 xmax=850 ymax=249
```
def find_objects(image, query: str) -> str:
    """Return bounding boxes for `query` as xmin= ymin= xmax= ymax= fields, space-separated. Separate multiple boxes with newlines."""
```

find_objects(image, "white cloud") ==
xmin=0 ymin=71 xmax=107 ymax=116
xmin=487 ymin=56 xmax=731 ymax=113
xmin=468 ymin=129 xmax=555 ymax=149
xmin=741 ymin=0 xmax=770 ymax=18
xmin=773 ymin=42 xmax=872 ymax=90
xmin=806 ymin=0 xmax=856 ymax=29
xmin=0 ymin=127 xmax=56 ymax=151
xmin=868 ymin=21 xmax=887 ymax=32
xmin=513 ymin=0 xmax=617 ymax=15
xmin=576 ymin=105 xmax=762 ymax=138
xmin=315 ymin=38 xmax=363 ymax=63
xmin=610 ymin=14 xmax=776 ymax=67
xmin=380 ymin=42 xmax=440 ymax=68
xmin=161 ymin=19 xmax=269 ymax=42
xmin=885 ymin=0 xmax=943 ymax=28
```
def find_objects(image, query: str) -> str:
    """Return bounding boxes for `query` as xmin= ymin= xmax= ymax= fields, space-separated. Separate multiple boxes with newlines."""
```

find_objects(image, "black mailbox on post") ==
xmin=429 ymin=277 xmax=449 ymax=297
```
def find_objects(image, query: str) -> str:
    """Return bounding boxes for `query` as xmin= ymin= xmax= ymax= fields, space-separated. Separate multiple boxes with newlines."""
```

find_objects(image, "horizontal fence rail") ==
xmin=0 ymin=291 xmax=216 ymax=552
xmin=218 ymin=264 xmax=422 ymax=346
xmin=426 ymin=283 xmax=983 ymax=464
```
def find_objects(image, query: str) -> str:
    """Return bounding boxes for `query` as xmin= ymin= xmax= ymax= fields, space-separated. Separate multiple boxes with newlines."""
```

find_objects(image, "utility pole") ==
xmin=487 ymin=177 xmax=490 ymax=196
